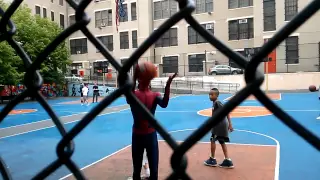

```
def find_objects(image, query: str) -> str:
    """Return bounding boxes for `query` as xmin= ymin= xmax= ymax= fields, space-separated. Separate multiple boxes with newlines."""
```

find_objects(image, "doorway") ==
xmin=264 ymin=38 xmax=277 ymax=73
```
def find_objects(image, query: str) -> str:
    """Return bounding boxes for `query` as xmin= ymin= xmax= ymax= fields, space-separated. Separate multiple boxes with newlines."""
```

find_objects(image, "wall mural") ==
xmin=68 ymin=83 xmax=116 ymax=97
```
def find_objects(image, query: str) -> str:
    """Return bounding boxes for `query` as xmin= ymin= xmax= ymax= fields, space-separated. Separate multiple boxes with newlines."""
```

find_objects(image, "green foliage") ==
xmin=0 ymin=1 xmax=71 ymax=86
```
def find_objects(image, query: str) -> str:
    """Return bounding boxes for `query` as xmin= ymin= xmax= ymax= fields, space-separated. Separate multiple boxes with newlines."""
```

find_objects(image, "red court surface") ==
xmin=9 ymin=109 xmax=37 ymax=115
xmin=198 ymin=106 xmax=273 ymax=118
xmin=66 ymin=141 xmax=277 ymax=180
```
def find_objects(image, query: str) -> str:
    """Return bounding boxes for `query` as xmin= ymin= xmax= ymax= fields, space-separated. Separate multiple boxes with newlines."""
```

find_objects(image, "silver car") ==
xmin=208 ymin=65 xmax=243 ymax=75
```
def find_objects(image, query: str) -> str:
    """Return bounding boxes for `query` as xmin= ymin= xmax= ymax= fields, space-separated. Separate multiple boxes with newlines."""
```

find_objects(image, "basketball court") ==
xmin=0 ymin=92 xmax=319 ymax=180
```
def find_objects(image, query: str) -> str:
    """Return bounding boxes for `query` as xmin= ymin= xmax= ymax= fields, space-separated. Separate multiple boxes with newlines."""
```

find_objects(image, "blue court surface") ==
xmin=0 ymin=97 xmax=127 ymax=128
xmin=0 ymin=93 xmax=319 ymax=180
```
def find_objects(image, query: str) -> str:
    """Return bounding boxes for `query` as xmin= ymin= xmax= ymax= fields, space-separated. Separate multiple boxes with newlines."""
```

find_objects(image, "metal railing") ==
xmin=151 ymin=80 xmax=240 ymax=94
xmin=0 ymin=0 xmax=320 ymax=179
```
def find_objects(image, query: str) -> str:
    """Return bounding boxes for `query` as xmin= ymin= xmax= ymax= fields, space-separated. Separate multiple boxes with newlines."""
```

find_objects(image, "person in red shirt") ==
xmin=127 ymin=69 xmax=177 ymax=180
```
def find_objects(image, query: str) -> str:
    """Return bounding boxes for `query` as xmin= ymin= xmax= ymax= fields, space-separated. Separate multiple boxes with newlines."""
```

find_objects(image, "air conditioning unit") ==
xmin=239 ymin=19 xmax=248 ymax=24
xmin=77 ymin=51 xmax=81 ymax=54
xmin=206 ymin=23 xmax=213 ymax=30
xmin=100 ymin=23 xmax=106 ymax=27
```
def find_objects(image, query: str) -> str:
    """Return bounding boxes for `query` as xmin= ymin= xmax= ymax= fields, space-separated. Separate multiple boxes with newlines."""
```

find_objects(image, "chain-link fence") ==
xmin=1 ymin=0 xmax=320 ymax=179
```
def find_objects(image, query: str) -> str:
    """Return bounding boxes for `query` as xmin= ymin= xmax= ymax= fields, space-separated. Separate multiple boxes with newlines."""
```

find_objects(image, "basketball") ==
xmin=309 ymin=85 xmax=317 ymax=92
xmin=135 ymin=61 xmax=157 ymax=82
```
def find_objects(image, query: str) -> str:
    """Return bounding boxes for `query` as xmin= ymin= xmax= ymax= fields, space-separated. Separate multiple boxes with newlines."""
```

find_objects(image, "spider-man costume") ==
xmin=127 ymin=74 xmax=176 ymax=180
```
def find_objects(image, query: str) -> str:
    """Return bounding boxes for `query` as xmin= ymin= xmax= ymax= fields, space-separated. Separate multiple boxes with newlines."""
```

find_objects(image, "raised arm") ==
xmin=126 ymin=66 xmax=138 ymax=104
xmin=156 ymin=73 xmax=177 ymax=108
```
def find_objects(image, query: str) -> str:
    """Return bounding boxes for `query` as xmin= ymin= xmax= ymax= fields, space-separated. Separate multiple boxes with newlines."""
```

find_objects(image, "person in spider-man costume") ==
xmin=127 ymin=69 xmax=177 ymax=180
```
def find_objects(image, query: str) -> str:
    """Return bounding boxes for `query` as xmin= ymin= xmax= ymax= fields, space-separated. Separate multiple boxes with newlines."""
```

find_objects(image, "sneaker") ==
xmin=204 ymin=157 xmax=218 ymax=167
xmin=219 ymin=159 xmax=234 ymax=169
xmin=143 ymin=168 xmax=150 ymax=178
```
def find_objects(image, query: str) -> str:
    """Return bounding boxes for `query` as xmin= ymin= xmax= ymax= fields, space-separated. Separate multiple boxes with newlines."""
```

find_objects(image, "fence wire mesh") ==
xmin=0 ymin=0 xmax=320 ymax=179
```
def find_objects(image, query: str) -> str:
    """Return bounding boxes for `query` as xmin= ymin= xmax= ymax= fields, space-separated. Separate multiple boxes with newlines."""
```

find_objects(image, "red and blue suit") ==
xmin=127 ymin=76 xmax=174 ymax=180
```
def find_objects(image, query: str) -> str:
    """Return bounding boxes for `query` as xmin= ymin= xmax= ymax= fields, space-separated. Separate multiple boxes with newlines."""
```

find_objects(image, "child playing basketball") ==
xmin=81 ymin=84 xmax=89 ymax=106
xmin=127 ymin=62 xmax=177 ymax=180
xmin=204 ymin=88 xmax=234 ymax=168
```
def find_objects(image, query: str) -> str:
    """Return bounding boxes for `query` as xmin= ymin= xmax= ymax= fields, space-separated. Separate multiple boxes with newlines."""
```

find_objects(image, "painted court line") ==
xmin=0 ymin=112 xmax=87 ymax=131
xmin=0 ymin=95 xmax=184 ymax=139
xmin=157 ymin=140 xmax=276 ymax=147
xmin=59 ymin=128 xmax=280 ymax=180
xmin=0 ymin=109 xmax=129 ymax=140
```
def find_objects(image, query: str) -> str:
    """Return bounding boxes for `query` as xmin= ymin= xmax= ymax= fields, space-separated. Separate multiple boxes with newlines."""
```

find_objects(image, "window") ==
xmin=71 ymin=63 xmax=83 ymax=69
xmin=120 ymin=59 xmax=128 ymax=65
xmin=95 ymin=9 xmax=112 ymax=28
xmin=70 ymin=38 xmax=88 ymax=55
xmin=229 ymin=51 xmax=245 ymax=68
xmin=188 ymin=23 xmax=214 ymax=44
xmin=163 ymin=56 xmax=178 ymax=73
xmin=120 ymin=58 xmax=134 ymax=74
xmin=132 ymin=30 xmax=138 ymax=48
xmin=228 ymin=18 xmax=254 ymax=40
xmin=188 ymin=54 xmax=205 ymax=72
xmin=155 ymin=28 xmax=178 ymax=47
xmin=35 ymin=6 xmax=40 ymax=16
xmin=43 ymin=8 xmax=47 ymax=18
xmin=195 ymin=0 xmax=213 ymax=14
xmin=119 ymin=4 xmax=128 ymax=22
xmin=93 ymin=61 xmax=109 ymax=74
xmin=69 ymin=15 xmax=76 ymax=25
xmin=285 ymin=0 xmax=298 ymax=21
xmin=131 ymin=2 xmax=137 ymax=21
xmin=285 ymin=36 xmax=299 ymax=64
xmin=73 ymin=0 xmax=82 ymax=3
xmin=60 ymin=14 xmax=65 ymax=29
xmin=59 ymin=0 xmax=63 ymax=6
xmin=51 ymin=11 xmax=54 ymax=21
xmin=228 ymin=0 xmax=253 ymax=9
xmin=120 ymin=31 xmax=129 ymax=49
xmin=153 ymin=0 xmax=178 ymax=20
xmin=263 ymin=0 xmax=276 ymax=31
xmin=97 ymin=35 xmax=113 ymax=51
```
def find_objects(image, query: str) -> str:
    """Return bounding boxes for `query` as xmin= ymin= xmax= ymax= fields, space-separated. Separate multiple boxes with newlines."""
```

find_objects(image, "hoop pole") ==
xmin=115 ymin=71 xmax=118 ymax=88
xmin=265 ymin=62 xmax=269 ymax=93
xmin=103 ymin=72 xmax=105 ymax=86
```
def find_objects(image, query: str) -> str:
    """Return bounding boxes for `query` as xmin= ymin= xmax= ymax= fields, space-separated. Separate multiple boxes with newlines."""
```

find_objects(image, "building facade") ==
xmin=19 ymin=0 xmax=320 ymax=77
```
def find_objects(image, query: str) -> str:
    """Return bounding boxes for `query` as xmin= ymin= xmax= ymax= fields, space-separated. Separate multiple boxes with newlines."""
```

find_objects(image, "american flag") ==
xmin=115 ymin=0 xmax=120 ymax=32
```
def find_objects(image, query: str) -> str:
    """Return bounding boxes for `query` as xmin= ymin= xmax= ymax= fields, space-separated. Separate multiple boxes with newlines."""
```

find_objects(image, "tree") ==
xmin=0 ymin=1 xmax=71 ymax=86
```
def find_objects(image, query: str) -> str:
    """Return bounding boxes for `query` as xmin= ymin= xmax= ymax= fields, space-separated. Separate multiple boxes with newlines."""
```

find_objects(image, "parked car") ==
xmin=64 ymin=75 xmax=83 ymax=82
xmin=208 ymin=65 xmax=243 ymax=75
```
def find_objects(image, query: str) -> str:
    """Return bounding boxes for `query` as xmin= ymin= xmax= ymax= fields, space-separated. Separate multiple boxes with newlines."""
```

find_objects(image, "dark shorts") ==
xmin=210 ymin=134 xmax=230 ymax=144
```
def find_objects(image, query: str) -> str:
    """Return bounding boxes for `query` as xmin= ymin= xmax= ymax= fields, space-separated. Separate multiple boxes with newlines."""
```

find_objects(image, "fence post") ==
xmin=204 ymin=50 xmax=207 ymax=76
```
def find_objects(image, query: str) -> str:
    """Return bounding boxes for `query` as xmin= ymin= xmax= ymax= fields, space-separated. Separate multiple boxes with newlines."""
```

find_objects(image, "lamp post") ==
xmin=89 ymin=63 xmax=92 ymax=83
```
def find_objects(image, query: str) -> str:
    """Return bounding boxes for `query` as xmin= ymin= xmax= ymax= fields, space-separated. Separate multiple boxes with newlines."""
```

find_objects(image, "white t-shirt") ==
xmin=82 ymin=86 xmax=88 ymax=96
